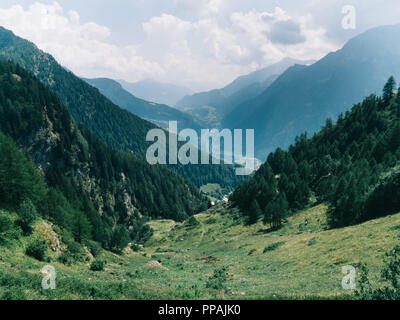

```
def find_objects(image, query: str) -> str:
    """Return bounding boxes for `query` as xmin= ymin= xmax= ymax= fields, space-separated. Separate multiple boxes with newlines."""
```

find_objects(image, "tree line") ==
xmin=231 ymin=76 xmax=400 ymax=229
xmin=0 ymin=59 xmax=208 ymax=252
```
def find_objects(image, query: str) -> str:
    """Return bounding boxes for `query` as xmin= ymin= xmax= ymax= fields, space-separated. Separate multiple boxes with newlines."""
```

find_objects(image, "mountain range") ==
xmin=223 ymin=24 xmax=400 ymax=159
xmin=119 ymin=79 xmax=193 ymax=106
xmin=175 ymin=57 xmax=314 ymax=127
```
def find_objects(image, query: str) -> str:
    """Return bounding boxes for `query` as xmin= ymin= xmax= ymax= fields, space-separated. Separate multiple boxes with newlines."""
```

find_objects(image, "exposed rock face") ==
xmin=34 ymin=221 xmax=61 ymax=252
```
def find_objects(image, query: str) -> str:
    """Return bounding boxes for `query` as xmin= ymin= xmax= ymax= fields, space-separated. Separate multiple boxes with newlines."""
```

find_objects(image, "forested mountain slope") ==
xmin=84 ymin=78 xmax=201 ymax=131
xmin=0 ymin=59 xmax=207 ymax=248
xmin=0 ymin=26 xmax=242 ymax=190
xmin=231 ymin=77 xmax=400 ymax=228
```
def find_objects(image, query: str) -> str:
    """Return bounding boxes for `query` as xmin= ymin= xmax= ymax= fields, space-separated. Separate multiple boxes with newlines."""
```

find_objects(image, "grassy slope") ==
xmin=1 ymin=205 xmax=399 ymax=300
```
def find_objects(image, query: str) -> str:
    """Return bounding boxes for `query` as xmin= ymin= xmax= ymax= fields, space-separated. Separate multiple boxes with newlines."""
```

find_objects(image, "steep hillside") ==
xmin=0 ymin=60 xmax=207 ymax=247
xmin=0 ymin=26 xmax=242 ymax=191
xmin=84 ymin=78 xmax=201 ymax=131
xmin=176 ymin=58 xmax=312 ymax=123
xmin=224 ymin=24 xmax=400 ymax=158
xmin=230 ymin=76 xmax=400 ymax=229
xmin=0 ymin=26 xmax=155 ymax=156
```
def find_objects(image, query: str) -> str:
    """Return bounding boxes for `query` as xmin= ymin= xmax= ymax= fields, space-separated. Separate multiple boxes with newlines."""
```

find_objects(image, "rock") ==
xmin=144 ymin=260 xmax=169 ymax=271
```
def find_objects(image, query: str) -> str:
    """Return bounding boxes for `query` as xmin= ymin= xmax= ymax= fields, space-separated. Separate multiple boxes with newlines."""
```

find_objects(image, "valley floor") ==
xmin=1 ymin=204 xmax=399 ymax=300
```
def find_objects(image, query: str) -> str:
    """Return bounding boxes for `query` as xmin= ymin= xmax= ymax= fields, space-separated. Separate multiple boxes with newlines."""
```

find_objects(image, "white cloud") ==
xmin=0 ymin=2 xmax=164 ymax=81
xmin=0 ymin=1 xmax=338 ymax=91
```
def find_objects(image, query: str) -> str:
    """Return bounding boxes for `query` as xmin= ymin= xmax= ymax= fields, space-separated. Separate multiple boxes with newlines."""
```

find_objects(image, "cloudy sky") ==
xmin=0 ymin=0 xmax=399 ymax=91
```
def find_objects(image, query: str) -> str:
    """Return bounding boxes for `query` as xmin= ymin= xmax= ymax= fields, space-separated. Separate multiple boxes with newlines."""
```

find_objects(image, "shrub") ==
xmin=205 ymin=218 xmax=217 ymax=225
xmin=85 ymin=240 xmax=103 ymax=257
xmin=25 ymin=238 xmax=47 ymax=261
xmin=0 ymin=214 xmax=21 ymax=245
xmin=18 ymin=198 xmax=38 ymax=228
xmin=1 ymin=288 xmax=27 ymax=300
xmin=263 ymin=241 xmax=286 ymax=253
xmin=308 ymin=238 xmax=318 ymax=246
xmin=131 ymin=244 xmax=142 ymax=252
xmin=109 ymin=225 xmax=130 ymax=253
xmin=58 ymin=240 xmax=88 ymax=265
xmin=57 ymin=251 xmax=74 ymax=266
xmin=206 ymin=266 xmax=228 ymax=291
xmin=356 ymin=246 xmax=400 ymax=300
xmin=186 ymin=216 xmax=200 ymax=227
xmin=90 ymin=260 xmax=105 ymax=271
xmin=0 ymin=213 xmax=12 ymax=233
xmin=130 ymin=224 xmax=154 ymax=245
xmin=66 ymin=240 xmax=87 ymax=261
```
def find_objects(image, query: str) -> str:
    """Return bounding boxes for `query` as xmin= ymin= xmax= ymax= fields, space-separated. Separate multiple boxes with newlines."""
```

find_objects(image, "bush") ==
xmin=25 ymin=238 xmax=47 ymax=261
xmin=356 ymin=246 xmax=400 ymax=300
xmin=0 ymin=213 xmax=12 ymax=233
xmin=307 ymin=238 xmax=318 ymax=246
xmin=263 ymin=241 xmax=286 ymax=253
xmin=85 ymin=240 xmax=103 ymax=257
xmin=66 ymin=240 xmax=87 ymax=261
xmin=90 ymin=260 xmax=105 ymax=271
xmin=18 ymin=198 xmax=38 ymax=228
xmin=58 ymin=240 xmax=88 ymax=265
xmin=1 ymin=288 xmax=27 ymax=300
xmin=185 ymin=216 xmax=200 ymax=227
xmin=131 ymin=243 xmax=142 ymax=252
xmin=130 ymin=223 xmax=154 ymax=245
xmin=109 ymin=225 xmax=130 ymax=253
xmin=206 ymin=266 xmax=228 ymax=291
xmin=57 ymin=251 xmax=74 ymax=266
xmin=0 ymin=213 xmax=18 ymax=244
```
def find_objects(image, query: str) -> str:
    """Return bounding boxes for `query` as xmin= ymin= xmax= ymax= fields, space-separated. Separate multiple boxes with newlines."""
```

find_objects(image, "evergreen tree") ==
xmin=232 ymin=76 xmax=400 ymax=229
xmin=247 ymin=199 xmax=261 ymax=225
xmin=18 ymin=198 xmax=38 ymax=230
xmin=109 ymin=225 xmax=130 ymax=253
xmin=72 ymin=211 xmax=92 ymax=243
xmin=383 ymin=76 xmax=396 ymax=100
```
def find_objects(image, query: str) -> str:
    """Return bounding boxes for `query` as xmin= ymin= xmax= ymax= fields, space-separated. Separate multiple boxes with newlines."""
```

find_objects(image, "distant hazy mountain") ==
xmin=84 ymin=78 xmax=201 ymax=131
xmin=224 ymin=24 xmax=400 ymax=159
xmin=175 ymin=58 xmax=313 ymax=126
xmin=119 ymin=79 xmax=193 ymax=106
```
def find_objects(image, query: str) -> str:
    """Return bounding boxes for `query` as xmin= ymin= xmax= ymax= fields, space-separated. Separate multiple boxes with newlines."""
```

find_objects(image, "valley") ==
xmin=0 ymin=4 xmax=399 ymax=303
xmin=1 ymin=203 xmax=398 ymax=300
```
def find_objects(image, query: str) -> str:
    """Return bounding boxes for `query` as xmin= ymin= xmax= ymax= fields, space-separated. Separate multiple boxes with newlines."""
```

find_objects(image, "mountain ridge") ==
xmin=226 ymin=24 xmax=400 ymax=158
xmin=84 ymin=77 xmax=202 ymax=131
xmin=119 ymin=78 xmax=193 ymax=106
xmin=0 ymin=26 xmax=243 ymax=190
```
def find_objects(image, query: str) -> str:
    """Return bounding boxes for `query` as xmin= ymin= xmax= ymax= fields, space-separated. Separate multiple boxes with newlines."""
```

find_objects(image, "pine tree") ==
xmin=109 ymin=225 xmax=130 ymax=253
xmin=247 ymin=199 xmax=261 ymax=225
xmin=383 ymin=76 xmax=396 ymax=100
xmin=73 ymin=211 xmax=92 ymax=243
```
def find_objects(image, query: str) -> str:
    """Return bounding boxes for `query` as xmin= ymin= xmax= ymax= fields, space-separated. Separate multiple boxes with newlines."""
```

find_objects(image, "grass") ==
xmin=1 ymin=204 xmax=399 ymax=300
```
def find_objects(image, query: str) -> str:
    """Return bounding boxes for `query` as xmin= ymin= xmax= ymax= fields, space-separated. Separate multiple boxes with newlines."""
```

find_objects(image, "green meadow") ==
xmin=1 ymin=203 xmax=399 ymax=300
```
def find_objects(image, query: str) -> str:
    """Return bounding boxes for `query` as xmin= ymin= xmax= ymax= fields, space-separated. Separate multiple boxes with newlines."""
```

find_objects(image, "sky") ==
xmin=0 ymin=0 xmax=399 ymax=91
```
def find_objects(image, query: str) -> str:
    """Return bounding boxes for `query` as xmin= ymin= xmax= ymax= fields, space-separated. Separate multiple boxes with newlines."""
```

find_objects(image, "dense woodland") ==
xmin=0 ymin=59 xmax=208 ymax=251
xmin=231 ymin=77 xmax=400 ymax=229
xmin=0 ymin=26 xmax=242 ymax=191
